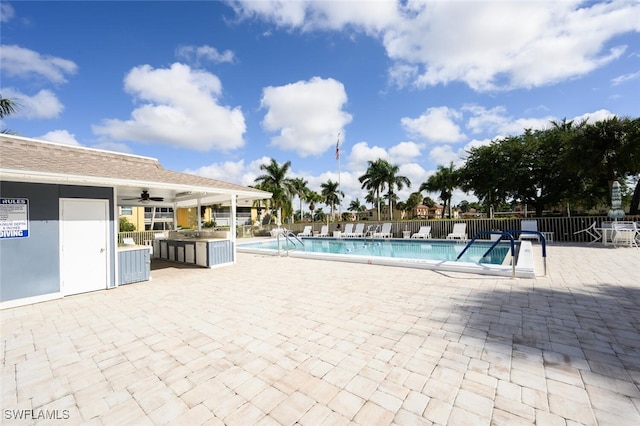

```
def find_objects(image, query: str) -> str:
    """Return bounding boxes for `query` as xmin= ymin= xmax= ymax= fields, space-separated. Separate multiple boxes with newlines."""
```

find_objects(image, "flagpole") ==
xmin=336 ymin=133 xmax=341 ymax=221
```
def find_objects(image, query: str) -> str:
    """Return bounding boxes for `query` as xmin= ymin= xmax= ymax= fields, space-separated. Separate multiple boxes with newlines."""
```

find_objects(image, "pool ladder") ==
xmin=276 ymin=231 xmax=304 ymax=256
xmin=456 ymin=230 xmax=547 ymax=278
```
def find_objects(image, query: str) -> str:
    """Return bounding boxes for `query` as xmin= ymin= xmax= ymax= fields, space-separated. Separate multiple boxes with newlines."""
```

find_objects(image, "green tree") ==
xmin=254 ymin=158 xmax=293 ymax=224
xmin=320 ymin=179 xmax=344 ymax=221
xmin=404 ymin=192 xmax=423 ymax=218
xmin=290 ymin=177 xmax=310 ymax=222
xmin=382 ymin=161 xmax=411 ymax=220
xmin=566 ymin=116 xmax=640 ymax=213
xmin=348 ymin=198 xmax=366 ymax=220
xmin=0 ymin=94 xmax=21 ymax=134
xmin=359 ymin=159 xmax=388 ymax=221
xmin=420 ymin=162 xmax=459 ymax=218
xmin=306 ymin=191 xmax=322 ymax=221
xmin=119 ymin=217 xmax=136 ymax=232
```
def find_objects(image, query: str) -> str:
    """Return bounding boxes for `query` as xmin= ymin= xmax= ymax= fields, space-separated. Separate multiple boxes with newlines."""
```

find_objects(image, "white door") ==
xmin=60 ymin=199 xmax=109 ymax=295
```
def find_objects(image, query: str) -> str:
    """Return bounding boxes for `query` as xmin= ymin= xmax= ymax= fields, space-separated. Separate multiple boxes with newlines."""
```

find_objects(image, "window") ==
xmin=120 ymin=206 xmax=133 ymax=215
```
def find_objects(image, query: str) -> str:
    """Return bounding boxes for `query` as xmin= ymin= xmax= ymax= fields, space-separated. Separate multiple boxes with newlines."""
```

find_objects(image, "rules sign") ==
xmin=0 ymin=198 xmax=30 ymax=239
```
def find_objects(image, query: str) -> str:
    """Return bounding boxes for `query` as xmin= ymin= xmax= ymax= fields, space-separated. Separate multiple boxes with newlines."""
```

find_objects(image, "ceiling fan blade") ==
xmin=148 ymin=197 xmax=164 ymax=201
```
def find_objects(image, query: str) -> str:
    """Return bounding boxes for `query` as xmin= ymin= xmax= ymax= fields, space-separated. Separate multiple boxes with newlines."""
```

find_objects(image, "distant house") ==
xmin=0 ymin=134 xmax=270 ymax=309
xmin=413 ymin=204 xmax=444 ymax=219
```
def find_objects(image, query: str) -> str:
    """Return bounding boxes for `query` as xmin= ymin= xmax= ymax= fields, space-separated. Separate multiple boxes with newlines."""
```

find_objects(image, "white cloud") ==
xmin=347 ymin=141 xmax=388 ymax=170
xmin=230 ymin=1 xmax=640 ymax=91
xmin=388 ymin=141 xmax=422 ymax=164
xmin=401 ymin=106 xmax=465 ymax=143
xmin=175 ymin=45 xmax=235 ymax=66
xmin=0 ymin=45 xmax=77 ymax=84
xmin=185 ymin=156 xmax=271 ymax=187
xmin=428 ymin=144 xmax=463 ymax=167
xmin=463 ymin=104 xmax=554 ymax=136
xmin=260 ymin=77 xmax=352 ymax=157
xmin=386 ymin=1 xmax=639 ymax=91
xmin=2 ymin=88 xmax=64 ymax=119
xmin=571 ymin=109 xmax=616 ymax=124
xmin=1 ymin=3 xmax=15 ymax=23
xmin=38 ymin=130 xmax=80 ymax=146
xmin=92 ymin=63 xmax=246 ymax=151
xmin=229 ymin=0 xmax=398 ymax=33
xmin=612 ymin=70 xmax=640 ymax=85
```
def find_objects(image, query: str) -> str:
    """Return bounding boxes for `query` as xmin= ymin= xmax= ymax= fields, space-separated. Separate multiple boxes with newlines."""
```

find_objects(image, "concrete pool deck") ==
xmin=1 ymin=242 xmax=639 ymax=425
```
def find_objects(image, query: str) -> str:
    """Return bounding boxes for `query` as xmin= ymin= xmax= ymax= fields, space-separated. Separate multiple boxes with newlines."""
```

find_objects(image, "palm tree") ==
xmin=1 ymin=94 xmax=21 ymax=134
xmin=383 ymin=162 xmax=411 ymax=220
xmin=290 ymin=177 xmax=309 ymax=223
xmin=420 ymin=162 xmax=459 ymax=218
xmin=306 ymin=191 xmax=322 ymax=222
xmin=359 ymin=159 xmax=388 ymax=221
xmin=254 ymin=158 xmax=293 ymax=225
xmin=320 ymin=179 xmax=344 ymax=221
xmin=348 ymin=198 xmax=366 ymax=220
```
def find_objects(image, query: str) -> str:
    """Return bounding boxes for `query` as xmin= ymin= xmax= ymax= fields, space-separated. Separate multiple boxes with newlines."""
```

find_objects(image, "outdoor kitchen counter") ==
xmin=153 ymin=235 xmax=234 ymax=268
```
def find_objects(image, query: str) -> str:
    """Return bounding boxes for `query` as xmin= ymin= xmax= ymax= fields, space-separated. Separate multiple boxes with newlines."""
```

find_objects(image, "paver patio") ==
xmin=1 ymin=242 xmax=639 ymax=425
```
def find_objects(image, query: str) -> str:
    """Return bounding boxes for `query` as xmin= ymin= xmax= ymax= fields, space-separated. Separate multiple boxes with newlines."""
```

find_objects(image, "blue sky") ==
xmin=2 ymin=0 xmax=639 ymax=208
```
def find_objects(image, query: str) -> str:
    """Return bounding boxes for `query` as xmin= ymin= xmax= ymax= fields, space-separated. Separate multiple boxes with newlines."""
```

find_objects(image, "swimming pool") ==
xmin=237 ymin=237 xmax=536 ymax=278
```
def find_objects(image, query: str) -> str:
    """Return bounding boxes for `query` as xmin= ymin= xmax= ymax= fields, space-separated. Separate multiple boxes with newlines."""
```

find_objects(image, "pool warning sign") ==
xmin=0 ymin=198 xmax=30 ymax=239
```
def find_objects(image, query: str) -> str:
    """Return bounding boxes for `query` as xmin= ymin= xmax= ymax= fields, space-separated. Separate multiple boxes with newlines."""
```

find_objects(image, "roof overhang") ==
xmin=1 ymin=168 xmax=271 ymax=208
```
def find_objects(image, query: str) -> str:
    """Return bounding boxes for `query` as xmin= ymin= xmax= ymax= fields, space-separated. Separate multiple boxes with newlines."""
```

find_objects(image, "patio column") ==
xmin=230 ymin=194 xmax=237 ymax=264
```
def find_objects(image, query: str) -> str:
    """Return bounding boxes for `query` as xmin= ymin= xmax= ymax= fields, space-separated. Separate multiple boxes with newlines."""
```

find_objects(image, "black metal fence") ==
xmin=282 ymin=216 xmax=640 ymax=243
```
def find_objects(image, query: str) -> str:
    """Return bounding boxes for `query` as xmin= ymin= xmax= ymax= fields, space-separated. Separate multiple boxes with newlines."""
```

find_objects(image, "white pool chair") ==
xmin=373 ymin=223 xmax=392 ymax=238
xmin=411 ymin=226 xmax=432 ymax=239
xmin=123 ymin=237 xmax=136 ymax=245
xmin=317 ymin=225 xmax=329 ymax=237
xmin=519 ymin=220 xmax=540 ymax=242
xmin=447 ymin=223 xmax=467 ymax=240
xmin=297 ymin=226 xmax=313 ymax=237
xmin=364 ymin=224 xmax=379 ymax=237
xmin=349 ymin=223 xmax=365 ymax=237
xmin=341 ymin=223 xmax=354 ymax=237
xmin=612 ymin=222 xmax=639 ymax=248
xmin=573 ymin=221 xmax=601 ymax=244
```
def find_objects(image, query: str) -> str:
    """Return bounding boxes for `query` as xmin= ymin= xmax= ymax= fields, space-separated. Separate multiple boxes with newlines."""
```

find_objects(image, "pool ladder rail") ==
xmin=456 ymin=230 xmax=548 ymax=278
xmin=276 ymin=231 xmax=305 ymax=256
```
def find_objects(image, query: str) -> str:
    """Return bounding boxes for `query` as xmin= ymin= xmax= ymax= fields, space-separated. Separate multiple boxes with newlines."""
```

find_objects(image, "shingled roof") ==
xmin=0 ymin=134 xmax=271 ymax=205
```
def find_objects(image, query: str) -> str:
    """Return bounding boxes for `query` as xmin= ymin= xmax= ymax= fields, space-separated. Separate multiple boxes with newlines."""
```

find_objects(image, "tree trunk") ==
xmin=630 ymin=180 xmax=640 ymax=215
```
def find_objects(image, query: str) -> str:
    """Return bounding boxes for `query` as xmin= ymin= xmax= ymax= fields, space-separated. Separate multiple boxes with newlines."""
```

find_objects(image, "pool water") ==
xmin=239 ymin=238 xmax=511 ymax=265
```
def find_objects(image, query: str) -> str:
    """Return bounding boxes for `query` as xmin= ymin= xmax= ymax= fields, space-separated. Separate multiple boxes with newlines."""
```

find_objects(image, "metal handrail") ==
xmin=276 ymin=231 xmax=304 ymax=256
xmin=506 ymin=229 xmax=547 ymax=276
xmin=456 ymin=231 xmax=517 ymax=278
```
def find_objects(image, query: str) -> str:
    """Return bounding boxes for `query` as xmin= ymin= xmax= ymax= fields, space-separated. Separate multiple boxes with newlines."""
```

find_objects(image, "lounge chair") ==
xmin=270 ymin=227 xmax=288 ymax=237
xmin=297 ymin=225 xmax=313 ymax=237
xmin=341 ymin=223 xmax=354 ymax=237
xmin=573 ymin=221 xmax=601 ymax=244
xmin=612 ymin=222 xmax=639 ymax=248
xmin=123 ymin=237 xmax=136 ymax=245
xmin=373 ymin=223 xmax=392 ymax=238
xmin=411 ymin=226 xmax=432 ymax=239
xmin=364 ymin=224 xmax=379 ymax=237
xmin=446 ymin=223 xmax=467 ymax=240
xmin=348 ymin=223 xmax=364 ymax=238
xmin=519 ymin=220 xmax=540 ymax=242
xmin=317 ymin=225 xmax=329 ymax=237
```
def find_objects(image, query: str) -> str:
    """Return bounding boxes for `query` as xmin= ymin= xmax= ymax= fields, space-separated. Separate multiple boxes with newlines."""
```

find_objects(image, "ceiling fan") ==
xmin=123 ymin=190 xmax=164 ymax=202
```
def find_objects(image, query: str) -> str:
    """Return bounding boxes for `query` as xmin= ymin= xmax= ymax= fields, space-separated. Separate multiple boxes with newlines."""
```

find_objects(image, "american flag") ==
xmin=335 ymin=135 xmax=340 ymax=160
